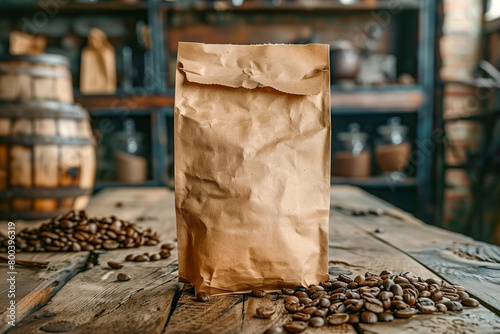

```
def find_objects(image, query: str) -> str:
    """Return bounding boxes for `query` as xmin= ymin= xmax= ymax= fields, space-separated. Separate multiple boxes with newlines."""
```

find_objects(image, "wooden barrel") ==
xmin=0 ymin=54 xmax=73 ymax=103
xmin=0 ymin=100 xmax=95 ymax=220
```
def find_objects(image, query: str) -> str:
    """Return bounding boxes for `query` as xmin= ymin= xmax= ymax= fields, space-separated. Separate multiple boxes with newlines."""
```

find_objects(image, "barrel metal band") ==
xmin=0 ymin=209 xmax=79 ymax=221
xmin=0 ymin=187 xmax=92 ymax=199
xmin=0 ymin=65 xmax=70 ymax=78
xmin=0 ymin=136 xmax=95 ymax=146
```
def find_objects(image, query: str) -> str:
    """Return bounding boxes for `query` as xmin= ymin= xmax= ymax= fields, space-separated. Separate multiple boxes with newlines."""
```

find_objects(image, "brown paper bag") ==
xmin=175 ymin=42 xmax=331 ymax=295
xmin=80 ymin=28 xmax=116 ymax=94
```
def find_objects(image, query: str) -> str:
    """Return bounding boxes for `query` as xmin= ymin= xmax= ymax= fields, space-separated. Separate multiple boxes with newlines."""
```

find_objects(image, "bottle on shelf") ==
xmin=375 ymin=117 xmax=411 ymax=180
xmin=112 ymin=118 xmax=147 ymax=183
xmin=333 ymin=123 xmax=371 ymax=178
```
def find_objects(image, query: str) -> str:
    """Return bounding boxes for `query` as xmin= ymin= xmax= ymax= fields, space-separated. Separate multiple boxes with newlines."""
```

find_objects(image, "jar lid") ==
xmin=337 ymin=123 xmax=368 ymax=155
xmin=377 ymin=117 xmax=408 ymax=143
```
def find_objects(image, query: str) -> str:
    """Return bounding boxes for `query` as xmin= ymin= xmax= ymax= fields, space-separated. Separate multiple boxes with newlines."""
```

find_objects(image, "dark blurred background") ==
xmin=0 ymin=0 xmax=499 ymax=245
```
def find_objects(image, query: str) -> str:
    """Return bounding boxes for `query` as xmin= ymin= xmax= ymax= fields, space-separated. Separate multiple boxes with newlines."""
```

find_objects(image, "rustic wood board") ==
xmin=331 ymin=211 xmax=500 ymax=334
xmin=330 ymin=186 xmax=500 ymax=316
xmin=7 ymin=188 xmax=178 ymax=334
xmin=164 ymin=187 xmax=500 ymax=334
xmin=0 ymin=188 xmax=173 ymax=332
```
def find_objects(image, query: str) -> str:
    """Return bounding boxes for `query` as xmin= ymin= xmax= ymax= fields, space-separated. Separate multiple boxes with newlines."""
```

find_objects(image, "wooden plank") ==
xmin=165 ymin=287 xmax=245 ymax=334
xmin=165 ymin=186 xmax=500 ymax=334
xmin=330 ymin=186 xmax=500 ymax=315
xmin=329 ymin=209 xmax=500 ymax=334
xmin=0 ymin=252 xmax=87 ymax=333
xmin=0 ymin=188 xmax=171 ymax=332
xmin=8 ymin=189 xmax=178 ymax=334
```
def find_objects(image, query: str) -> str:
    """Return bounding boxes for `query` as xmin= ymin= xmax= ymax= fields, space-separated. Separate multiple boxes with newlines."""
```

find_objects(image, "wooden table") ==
xmin=1 ymin=186 xmax=500 ymax=334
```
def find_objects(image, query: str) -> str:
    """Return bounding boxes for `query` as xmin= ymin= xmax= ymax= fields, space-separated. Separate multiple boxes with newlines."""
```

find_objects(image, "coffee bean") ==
xmin=125 ymin=254 xmax=134 ymax=261
xmin=329 ymin=301 xmax=346 ymax=314
xmin=378 ymin=311 xmax=394 ymax=322
xmin=150 ymin=254 xmax=161 ymax=261
xmin=338 ymin=274 xmax=353 ymax=283
xmin=301 ymin=307 xmax=317 ymax=315
xmin=436 ymin=303 xmax=448 ymax=312
xmin=133 ymin=255 xmax=148 ymax=262
xmin=344 ymin=299 xmax=363 ymax=312
xmin=305 ymin=285 xmax=324 ymax=295
xmin=310 ymin=291 xmax=327 ymax=299
xmin=348 ymin=313 xmax=360 ymax=324
xmin=85 ymin=261 xmax=94 ymax=269
xmin=364 ymin=301 xmax=384 ymax=313
xmin=108 ymin=261 xmax=123 ymax=269
xmin=309 ymin=317 xmax=325 ymax=327
xmin=103 ymin=240 xmax=120 ymax=250
xmin=286 ymin=296 xmax=299 ymax=304
xmin=330 ymin=293 xmax=346 ymax=301
xmin=403 ymin=294 xmax=416 ymax=307
xmin=394 ymin=308 xmax=417 ymax=318
xmin=250 ymin=289 xmax=266 ymax=298
xmin=160 ymin=250 xmax=171 ymax=259
xmin=418 ymin=305 xmax=437 ymax=314
xmin=285 ymin=303 xmax=305 ymax=313
xmin=292 ymin=312 xmax=311 ymax=321
xmin=312 ymin=308 xmax=328 ymax=317
xmin=256 ymin=306 xmax=275 ymax=319
xmin=161 ymin=243 xmax=176 ymax=250
xmin=282 ymin=288 xmax=295 ymax=295
xmin=196 ymin=292 xmax=210 ymax=302
xmin=327 ymin=313 xmax=349 ymax=326
xmin=461 ymin=298 xmax=479 ymax=307
xmin=457 ymin=291 xmax=470 ymax=299
xmin=319 ymin=297 xmax=331 ymax=308
xmin=298 ymin=298 xmax=312 ymax=305
xmin=283 ymin=321 xmax=307 ymax=333
xmin=391 ymin=284 xmax=403 ymax=296
xmin=117 ymin=273 xmax=131 ymax=281
xmin=378 ymin=291 xmax=393 ymax=300
xmin=264 ymin=327 xmax=284 ymax=334
xmin=354 ymin=275 xmax=365 ymax=284
xmin=361 ymin=311 xmax=378 ymax=324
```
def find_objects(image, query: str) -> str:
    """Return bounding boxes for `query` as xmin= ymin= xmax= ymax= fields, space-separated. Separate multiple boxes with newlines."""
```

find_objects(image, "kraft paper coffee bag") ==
xmin=175 ymin=42 xmax=331 ymax=295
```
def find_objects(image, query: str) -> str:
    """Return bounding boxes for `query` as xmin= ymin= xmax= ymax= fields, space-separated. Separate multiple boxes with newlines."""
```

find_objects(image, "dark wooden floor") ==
xmin=1 ymin=186 xmax=499 ymax=334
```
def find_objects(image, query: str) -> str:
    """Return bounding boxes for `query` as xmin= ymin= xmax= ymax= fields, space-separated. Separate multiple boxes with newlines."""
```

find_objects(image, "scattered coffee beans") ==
xmin=197 ymin=292 xmax=210 ymax=302
xmin=249 ymin=270 xmax=480 ymax=332
xmin=117 ymin=273 xmax=131 ymax=281
xmin=250 ymin=289 xmax=266 ymax=298
xmin=256 ymin=306 xmax=275 ymax=319
xmin=108 ymin=261 xmax=123 ymax=269
xmin=283 ymin=321 xmax=307 ymax=333
xmin=2 ymin=210 xmax=161 ymax=253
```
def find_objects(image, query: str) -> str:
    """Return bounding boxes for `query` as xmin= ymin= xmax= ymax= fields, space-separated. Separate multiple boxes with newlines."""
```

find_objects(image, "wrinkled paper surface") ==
xmin=175 ymin=42 xmax=331 ymax=295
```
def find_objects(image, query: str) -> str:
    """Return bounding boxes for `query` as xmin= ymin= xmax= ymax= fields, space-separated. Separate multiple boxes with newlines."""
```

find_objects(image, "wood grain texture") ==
xmin=0 ymin=188 xmax=173 ymax=333
xmin=330 ymin=186 xmax=500 ymax=316
xmin=0 ymin=252 xmax=87 ymax=333
xmin=7 ymin=188 xmax=178 ymax=334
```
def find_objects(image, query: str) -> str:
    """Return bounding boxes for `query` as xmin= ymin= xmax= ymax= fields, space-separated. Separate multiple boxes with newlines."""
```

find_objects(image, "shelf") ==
xmin=331 ymin=176 xmax=416 ymax=188
xmin=75 ymin=95 xmax=175 ymax=111
xmin=0 ymin=1 xmax=147 ymax=13
xmin=331 ymin=85 xmax=423 ymax=113
xmin=438 ymin=79 xmax=500 ymax=89
xmin=162 ymin=0 xmax=421 ymax=12
xmin=94 ymin=180 xmax=160 ymax=192
xmin=444 ymin=107 xmax=500 ymax=122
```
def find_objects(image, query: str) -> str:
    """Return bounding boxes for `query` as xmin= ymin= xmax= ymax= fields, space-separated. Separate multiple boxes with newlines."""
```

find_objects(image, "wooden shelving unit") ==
xmin=0 ymin=0 xmax=437 ymax=220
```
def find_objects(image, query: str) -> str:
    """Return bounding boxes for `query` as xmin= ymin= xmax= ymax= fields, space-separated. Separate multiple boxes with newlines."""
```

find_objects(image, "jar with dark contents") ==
xmin=333 ymin=123 xmax=371 ymax=177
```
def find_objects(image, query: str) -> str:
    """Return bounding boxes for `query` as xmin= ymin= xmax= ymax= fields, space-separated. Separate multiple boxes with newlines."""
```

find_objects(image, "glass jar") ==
xmin=375 ymin=117 xmax=411 ymax=178
xmin=333 ymin=123 xmax=371 ymax=177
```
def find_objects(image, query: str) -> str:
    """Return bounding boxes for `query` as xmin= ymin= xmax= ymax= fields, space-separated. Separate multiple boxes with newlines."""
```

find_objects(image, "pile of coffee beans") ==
xmin=2 ymin=210 xmax=160 ymax=252
xmin=257 ymin=270 xmax=479 ymax=333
